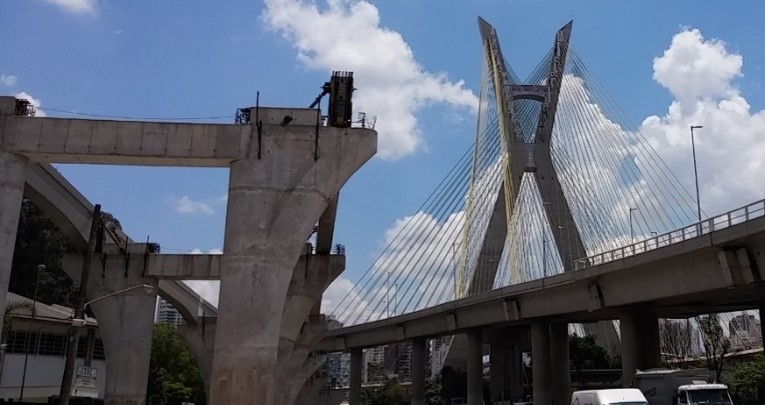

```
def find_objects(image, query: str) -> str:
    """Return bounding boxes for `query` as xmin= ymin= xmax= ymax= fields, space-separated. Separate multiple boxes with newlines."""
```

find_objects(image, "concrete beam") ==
xmin=2 ymin=116 xmax=248 ymax=166
xmin=145 ymin=254 xmax=222 ymax=279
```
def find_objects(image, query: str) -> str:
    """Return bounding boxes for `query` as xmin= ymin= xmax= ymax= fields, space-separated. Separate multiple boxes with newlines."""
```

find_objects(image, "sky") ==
xmin=2 ymin=0 xmax=765 ymax=312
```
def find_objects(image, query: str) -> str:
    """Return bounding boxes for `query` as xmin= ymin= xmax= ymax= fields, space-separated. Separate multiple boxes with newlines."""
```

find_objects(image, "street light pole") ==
xmin=59 ymin=204 xmax=100 ymax=405
xmin=19 ymin=264 xmax=45 ymax=402
xmin=690 ymin=125 xmax=704 ymax=222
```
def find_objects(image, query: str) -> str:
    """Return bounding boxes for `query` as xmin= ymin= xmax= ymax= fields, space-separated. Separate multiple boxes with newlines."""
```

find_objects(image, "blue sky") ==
xmin=3 ymin=0 xmax=765 ymax=308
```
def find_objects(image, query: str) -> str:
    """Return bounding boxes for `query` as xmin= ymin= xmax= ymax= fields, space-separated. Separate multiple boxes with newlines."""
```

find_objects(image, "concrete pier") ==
xmin=490 ymin=328 xmax=526 ymax=402
xmin=210 ymin=112 xmax=375 ymax=405
xmin=64 ymin=250 xmax=158 ymax=405
xmin=349 ymin=348 xmax=362 ymax=405
xmin=467 ymin=329 xmax=483 ymax=405
xmin=531 ymin=321 xmax=552 ymax=405
xmin=550 ymin=322 xmax=571 ymax=405
xmin=620 ymin=310 xmax=660 ymax=387
xmin=0 ymin=151 xmax=27 ymax=316
xmin=412 ymin=338 xmax=426 ymax=405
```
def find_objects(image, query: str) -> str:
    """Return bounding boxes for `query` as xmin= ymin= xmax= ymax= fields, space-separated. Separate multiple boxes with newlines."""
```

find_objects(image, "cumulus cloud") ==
xmin=183 ymin=281 xmax=220 ymax=307
xmin=640 ymin=28 xmax=765 ymax=215
xmin=262 ymin=0 xmax=478 ymax=159
xmin=168 ymin=196 xmax=215 ymax=215
xmin=0 ymin=75 xmax=17 ymax=87
xmin=39 ymin=0 xmax=97 ymax=15
xmin=15 ymin=92 xmax=46 ymax=117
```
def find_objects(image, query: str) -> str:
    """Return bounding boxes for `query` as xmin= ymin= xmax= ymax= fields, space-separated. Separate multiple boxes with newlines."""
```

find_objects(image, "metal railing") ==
xmin=574 ymin=199 xmax=765 ymax=270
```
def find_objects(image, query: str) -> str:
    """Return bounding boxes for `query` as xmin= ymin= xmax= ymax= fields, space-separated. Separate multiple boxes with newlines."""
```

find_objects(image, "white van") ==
xmin=572 ymin=389 xmax=649 ymax=405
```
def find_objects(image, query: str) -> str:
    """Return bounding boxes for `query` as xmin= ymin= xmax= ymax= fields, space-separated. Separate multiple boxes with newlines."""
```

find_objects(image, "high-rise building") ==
xmin=155 ymin=298 xmax=184 ymax=327
xmin=327 ymin=352 xmax=350 ymax=388
xmin=728 ymin=313 xmax=763 ymax=350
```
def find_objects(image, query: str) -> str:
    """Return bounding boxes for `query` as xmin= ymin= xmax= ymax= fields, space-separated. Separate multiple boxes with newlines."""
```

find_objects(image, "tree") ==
xmin=361 ymin=378 xmax=409 ymax=405
xmin=659 ymin=319 xmax=693 ymax=368
xmin=147 ymin=324 xmax=206 ymax=405
xmin=727 ymin=354 xmax=765 ymax=403
xmin=425 ymin=375 xmax=443 ymax=405
xmin=696 ymin=314 xmax=730 ymax=382
xmin=569 ymin=335 xmax=614 ymax=371
xmin=10 ymin=199 xmax=75 ymax=306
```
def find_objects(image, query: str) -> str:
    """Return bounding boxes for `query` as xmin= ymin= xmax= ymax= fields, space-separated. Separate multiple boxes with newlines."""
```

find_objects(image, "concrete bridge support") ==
xmin=64 ymin=249 xmax=158 ymax=405
xmin=489 ymin=328 xmax=526 ymax=402
xmin=550 ymin=322 xmax=571 ymax=405
xmin=0 ymin=150 xmax=26 ymax=316
xmin=411 ymin=338 xmax=427 ymax=405
xmin=210 ymin=113 xmax=375 ymax=405
xmin=467 ymin=329 xmax=484 ymax=405
xmin=178 ymin=317 xmax=216 ymax=401
xmin=620 ymin=309 xmax=660 ymax=387
xmin=349 ymin=348 xmax=362 ymax=405
xmin=531 ymin=321 xmax=552 ymax=405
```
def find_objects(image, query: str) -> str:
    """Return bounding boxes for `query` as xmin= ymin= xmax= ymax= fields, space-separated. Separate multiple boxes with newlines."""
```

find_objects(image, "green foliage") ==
xmin=727 ymin=355 xmax=765 ymax=403
xmin=147 ymin=324 xmax=206 ymax=405
xmin=425 ymin=375 xmax=443 ymax=405
xmin=361 ymin=378 xmax=409 ymax=405
xmin=11 ymin=199 xmax=74 ymax=306
xmin=569 ymin=335 xmax=615 ymax=371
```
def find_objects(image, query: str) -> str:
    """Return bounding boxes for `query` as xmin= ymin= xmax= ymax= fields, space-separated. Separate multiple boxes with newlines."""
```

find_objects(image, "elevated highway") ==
xmin=319 ymin=200 xmax=765 ymax=351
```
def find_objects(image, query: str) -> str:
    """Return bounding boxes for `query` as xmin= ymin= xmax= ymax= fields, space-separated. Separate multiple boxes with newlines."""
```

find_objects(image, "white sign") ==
xmin=73 ymin=366 xmax=99 ymax=397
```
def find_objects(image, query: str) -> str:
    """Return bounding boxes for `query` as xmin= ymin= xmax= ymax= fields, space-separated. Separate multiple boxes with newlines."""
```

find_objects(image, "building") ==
xmin=326 ymin=352 xmax=350 ymax=388
xmin=154 ymin=298 xmax=183 ymax=327
xmin=0 ymin=292 xmax=106 ymax=402
xmin=728 ymin=313 xmax=763 ymax=350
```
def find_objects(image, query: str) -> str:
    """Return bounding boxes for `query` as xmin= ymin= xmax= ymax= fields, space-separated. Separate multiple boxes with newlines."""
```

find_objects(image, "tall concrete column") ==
xmin=349 ymin=348 xmax=362 ymax=405
xmin=467 ymin=329 xmax=483 ymax=405
xmin=0 ymin=151 xmax=27 ymax=317
xmin=210 ymin=116 xmax=375 ymax=405
xmin=63 ymin=248 xmax=158 ymax=405
xmin=620 ymin=311 xmax=660 ymax=387
xmin=550 ymin=322 xmax=570 ymax=405
xmin=531 ymin=321 xmax=552 ymax=405
xmin=490 ymin=344 xmax=509 ymax=402
xmin=412 ymin=338 xmax=426 ymax=405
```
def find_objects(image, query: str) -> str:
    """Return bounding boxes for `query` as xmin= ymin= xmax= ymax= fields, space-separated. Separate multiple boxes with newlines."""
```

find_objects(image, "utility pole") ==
xmin=59 ymin=204 xmax=101 ymax=405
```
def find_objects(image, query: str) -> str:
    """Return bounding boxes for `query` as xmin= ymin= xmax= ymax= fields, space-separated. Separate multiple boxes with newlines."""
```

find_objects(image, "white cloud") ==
xmin=39 ymin=0 xmax=97 ymax=15
xmin=0 ymin=75 xmax=17 ymax=87
xmin=262 ymin=0 xmax=478 ymax=159
xmin=168 ymin=196 xmax=215 ymax=215
xmin=14 ymin=92 xmax=46 ymax=117
xmin=640 ymin=28 xmax=765 ymax=216
xmin=183 ymin=281 xmax=220 ymax=307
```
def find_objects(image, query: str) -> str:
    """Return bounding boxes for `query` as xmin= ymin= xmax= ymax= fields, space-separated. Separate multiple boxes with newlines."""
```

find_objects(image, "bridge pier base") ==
xmin=64 ymin=250 xmax=158 ymax=405
xmin=0 ymin=150 xmax=27 ymax=315
xmin=467 ymin=329 xmax=484 ymax=405
xmin=620 ymin=310 xmax=660 ymax=387
xmin=490 ymin=328 xmax=525 ymax=402
xmin=349 ymin=348 xmax=362 ymax=405
xmin=550 ymin=322 xmax=571 ymax=405
xmin=531 ymin=321 xmax=552 ymax=405
xmin=412 ymin=338 xmax=426 ymax=405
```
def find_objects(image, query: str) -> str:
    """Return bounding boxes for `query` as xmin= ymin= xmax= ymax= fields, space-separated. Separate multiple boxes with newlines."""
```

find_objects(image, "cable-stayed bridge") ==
xmin=322 ymin=17 xmax=765 ymax=405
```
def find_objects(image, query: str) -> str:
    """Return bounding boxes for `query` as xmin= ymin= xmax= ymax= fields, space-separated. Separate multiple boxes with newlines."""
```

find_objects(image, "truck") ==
xmin=631 ymin=369 xmax=734 ymax=405
xmin=571 ymin=388 xmax=648 ymax=405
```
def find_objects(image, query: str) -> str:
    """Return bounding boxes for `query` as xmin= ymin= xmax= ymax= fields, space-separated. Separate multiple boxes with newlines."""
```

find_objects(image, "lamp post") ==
xmin=690 ymin=125 xmax=703 ymax=222
xmin=19 ymin=264 xmax=45 ymax=402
